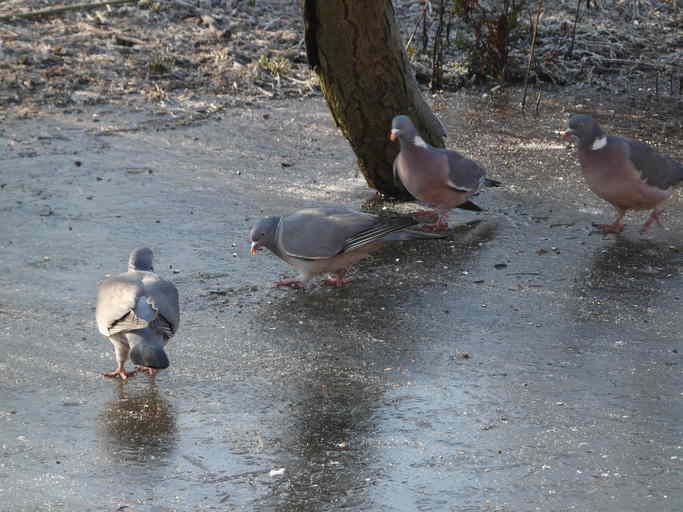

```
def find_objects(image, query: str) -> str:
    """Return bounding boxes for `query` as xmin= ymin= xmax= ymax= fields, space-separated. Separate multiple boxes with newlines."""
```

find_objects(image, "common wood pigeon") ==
xmin=249 ymin=206 xmax=444 ymax=288
xmin=561 ymin=114 xmax=683 ymax=233
xmin=390 ymin=115 xmax=500 ymax=231
xmin=96 ymin=248 xmax=180 ymax=379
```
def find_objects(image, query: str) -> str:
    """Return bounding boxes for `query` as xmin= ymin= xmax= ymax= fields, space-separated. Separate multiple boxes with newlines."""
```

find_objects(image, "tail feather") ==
xmin=385 ymin=229 xmax=447 ymax=241
xmin=457 ymin=200 xmax=483 ymax=212
xmin=483 ymin=178 xmax=502 ymax=187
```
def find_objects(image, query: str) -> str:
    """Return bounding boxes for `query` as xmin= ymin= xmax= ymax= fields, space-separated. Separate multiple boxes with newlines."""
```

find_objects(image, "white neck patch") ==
xmin=413 ymin=135 xmax=428 ymax=148
xmin=591 ymin=136 xmax=607 ymax=150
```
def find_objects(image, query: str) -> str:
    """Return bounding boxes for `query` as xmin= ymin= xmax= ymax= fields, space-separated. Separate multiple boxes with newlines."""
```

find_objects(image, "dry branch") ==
xmin=0 ymin=0 xmax=136 ymax=22
xmin=522 ymin=0 xmax=544 ymax=111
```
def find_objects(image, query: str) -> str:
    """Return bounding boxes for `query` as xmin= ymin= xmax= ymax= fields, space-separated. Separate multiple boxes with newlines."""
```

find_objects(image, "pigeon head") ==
xmin=561 ymin=114 xmax=606 ymax=150
xmin=250 ymin=216 xmax=280 ymax=255
xmin=128 ymin=247 xmax=154 ymax=272
xmin=128 ymin=331 xmax=169 ymax=370
xmin=390 ymin=115 xmax=418 ymax=144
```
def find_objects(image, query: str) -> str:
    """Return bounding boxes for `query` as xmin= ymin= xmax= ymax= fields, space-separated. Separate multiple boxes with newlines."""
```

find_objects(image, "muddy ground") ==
xmin=1 ymin=0 xmax=683 ymax=511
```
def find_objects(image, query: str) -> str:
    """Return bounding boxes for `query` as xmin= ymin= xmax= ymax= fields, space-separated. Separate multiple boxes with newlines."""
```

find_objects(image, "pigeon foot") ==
xmin=136 ymin=366 xmax=159 ymax=377
xmin=103 ymin=368 xmax=137 ymax=380
xmin=421 ymin=221 xmax=450 ymax=232
xmin=275 ymin=278 xmax=306 ymax=289
xmin=413 ymin=210 xmax=440 ymax=222
xmin=323 ymin=277 xmax=353 ymax=287
xmin=592 ymin=222 xmax=625 ymax=233
xmin=640 ymin=209 xmax=664 ymax=232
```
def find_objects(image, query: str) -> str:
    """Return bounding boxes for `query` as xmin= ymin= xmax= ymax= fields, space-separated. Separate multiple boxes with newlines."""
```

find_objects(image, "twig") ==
xmin=535 ymin=91 xmax=542 ymax=115
xmin=430 ymin=0 xmax=446 ymax=90
xmin=422 ymin=0 xmax=432 ymax=54
xmin=76 ymin=21 xmax=148 ymax=46
xmin=568 ymin=0 xmax=581 ymax=57
xmin=0 ymin=0 xmax=136 ymax=22
xmin=405 ymin=7 xmax=425 ymax=50
xmin=521 ymin=0 xmax=544 ymax=112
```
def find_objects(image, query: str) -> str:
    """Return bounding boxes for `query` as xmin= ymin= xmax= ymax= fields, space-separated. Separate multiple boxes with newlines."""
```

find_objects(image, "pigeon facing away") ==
xmin=249 ymin=206 xmax=445 ymax=288
xmin=390 ymin=115 xmax=499 ymax=231
xmin=561 ymin=114 xmax=683 ymax=233
xmin=96 ymin=248 xmax=180 ymax=379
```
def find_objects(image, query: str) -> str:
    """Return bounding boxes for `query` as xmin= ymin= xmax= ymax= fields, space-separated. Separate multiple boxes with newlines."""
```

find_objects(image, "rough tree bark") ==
xmin=303 ymin=0 xmax=446 ymax=197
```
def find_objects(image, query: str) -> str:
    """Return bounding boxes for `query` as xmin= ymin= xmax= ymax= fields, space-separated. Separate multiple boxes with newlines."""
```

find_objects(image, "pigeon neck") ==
xmin=267 ymin=217 xmax=284 ymax=257
xmin=591 ymin=136 xmax=607 ymax=151
xmin=401 ymin=134 xmax=427 ymax=150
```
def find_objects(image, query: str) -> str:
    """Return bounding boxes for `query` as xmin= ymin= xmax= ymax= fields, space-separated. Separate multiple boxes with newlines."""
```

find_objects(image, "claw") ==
xmin=103 ymin=368 xmax=137 ymax=380
xmin=591 ymin=222 xmax=625 ymax=233
xmin=420 ymin=221 xmax=450 ymax=232
xmin=413 ymin=210 xmax=440 ymax=222
xmin=135 ymin=366 xmax=158 ymax=377
xmin=323 ymin=277 xmax=353 ymax=287
xmin=275 ymin=278 xmax=306 ymax=289
xmin=640 ymin=209 xmax=664 ymax=232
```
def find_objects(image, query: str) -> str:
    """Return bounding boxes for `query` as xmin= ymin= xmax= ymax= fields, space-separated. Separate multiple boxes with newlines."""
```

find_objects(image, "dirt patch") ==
xmin=0 ymin=0 xmax=680 ymax=123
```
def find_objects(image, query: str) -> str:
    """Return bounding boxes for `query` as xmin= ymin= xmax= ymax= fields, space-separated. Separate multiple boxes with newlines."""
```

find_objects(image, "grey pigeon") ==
xmin=562 ymin=114 xmax=683 ymax=233
xmin=390 ymin=115 xmax=499 ymax=231
xmin=249 ymin=206 xmax=444 ymax=288
xmin=96 ymin=248 xmax=180 ymax=379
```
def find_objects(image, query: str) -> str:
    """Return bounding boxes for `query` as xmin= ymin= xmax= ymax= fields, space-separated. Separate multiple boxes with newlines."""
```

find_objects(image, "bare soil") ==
xmin=0 ymin=0 xmax=680 ymax=123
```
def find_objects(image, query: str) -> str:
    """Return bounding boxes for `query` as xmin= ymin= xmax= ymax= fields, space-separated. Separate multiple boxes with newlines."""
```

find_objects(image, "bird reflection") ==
xmin=584 ymin=236 xmax=679 ymax=293
xmin=253 ymin=220 xmax=498 ymax=510
xmin=262 ymin=369 xmax=381 ymax=511
xmin=96 ymin=381 xmax=177 ymax=466
xmin=571 ymin=236 xmax=681 ymax=325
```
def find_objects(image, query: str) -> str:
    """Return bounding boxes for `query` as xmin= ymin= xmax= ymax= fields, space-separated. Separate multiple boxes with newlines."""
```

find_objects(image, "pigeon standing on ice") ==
xmin=96 ymin=248 xmax=180 ymax=379
xmin=390 ymin=115 xmax=500 ymax=231
xmin=249 ymin=206 xmax=445 ymax=288
xmin=561 ymin=114 xmax=683 ymax=233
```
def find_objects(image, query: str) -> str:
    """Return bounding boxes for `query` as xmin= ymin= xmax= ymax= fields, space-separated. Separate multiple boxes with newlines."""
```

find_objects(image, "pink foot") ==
xmin=413 ymin=210 xmax=440 ymax=222
xmin=592 ymin=222 xmax=625 ymax=233
xmin=275 ymin=278 xmax=305 ymax=289
xmin=323 ymin=277 xmax=353 ymax=287
xmin=640 ymin=210 xmax=664 ymax=232
xmin=136 ymin=366 xmax=158 ymax=377
xmin=103 ymin=368 xmax=137 ymax=380
xmin=421 ymin=221 xmax=450 ymax=232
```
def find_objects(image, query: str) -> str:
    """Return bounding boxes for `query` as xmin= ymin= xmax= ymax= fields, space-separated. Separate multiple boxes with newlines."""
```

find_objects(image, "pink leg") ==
xmin=324 ymin=270 xmax=352 ymax=287
xmin=420 ymin=220 xmax=450 ymax=232
xmin=103 ymin=366 xmax=137 ymax=380
xmin=274 ymin=278 xmax=306 ymax=289
xmin=592 ymin=209 xmax=626 ymax=233
xmin=640 ymin=209 xmax=664 ymax=232
xmin=135 ymin=366 xmax=158 ymax=377
xmin=413 ymin=210 xmax=440 ymax=222
xmin=421 ymin=210 xmax=450 ymax=231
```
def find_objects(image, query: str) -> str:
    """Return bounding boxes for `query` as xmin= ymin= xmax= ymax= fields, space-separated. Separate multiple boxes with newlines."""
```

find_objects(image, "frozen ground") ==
xmin=0 ymin=90 xmax=682 ymax=511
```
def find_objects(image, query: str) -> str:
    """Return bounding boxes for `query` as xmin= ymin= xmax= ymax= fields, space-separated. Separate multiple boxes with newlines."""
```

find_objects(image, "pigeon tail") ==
xmin=384 ymin=229 xmax=447 ymax=241
xmin=482 ymin=178 xmax=502 ymax=188
xmin=127 ymin=329 xmax=169 ymax=370
xmin=457 ymin=200 xmax=483 ymax=212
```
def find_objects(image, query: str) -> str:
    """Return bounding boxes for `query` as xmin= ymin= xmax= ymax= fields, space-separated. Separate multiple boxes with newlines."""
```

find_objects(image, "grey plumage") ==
xmin=562 ymin=114 xmax=683 ymax=232
xmin=250 ymin=206 xmax=444 ymax=288
xmin=96 ymin=248 xmax=179 ymax=379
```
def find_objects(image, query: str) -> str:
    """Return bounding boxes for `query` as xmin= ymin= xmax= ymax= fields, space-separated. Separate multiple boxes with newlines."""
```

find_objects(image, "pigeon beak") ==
xmin=389 ymin=129 xmax=400 ymax=141
xmin=560 ymin=130 xmax=574 ymax=141
xmin=250 ymin=241 xmax=259 ymax=255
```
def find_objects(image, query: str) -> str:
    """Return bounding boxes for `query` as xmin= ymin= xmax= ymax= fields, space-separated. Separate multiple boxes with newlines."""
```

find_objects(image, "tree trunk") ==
xmin=304 ymin=0 xmax=445 ymax=197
